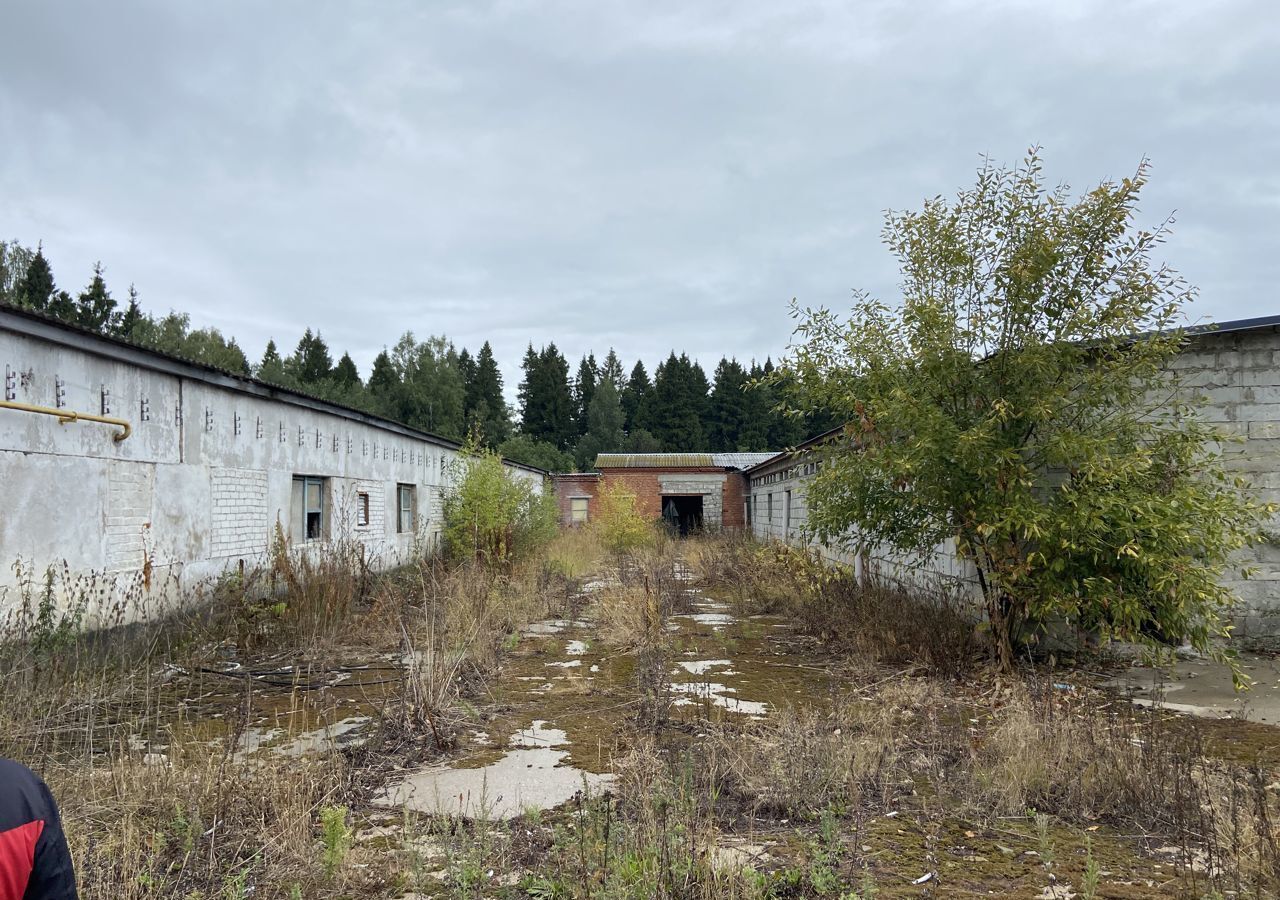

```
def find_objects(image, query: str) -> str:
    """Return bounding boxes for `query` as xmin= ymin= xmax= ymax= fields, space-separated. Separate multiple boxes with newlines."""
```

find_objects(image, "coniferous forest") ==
xmin=0 ymin=241 xmax=836 ymax=471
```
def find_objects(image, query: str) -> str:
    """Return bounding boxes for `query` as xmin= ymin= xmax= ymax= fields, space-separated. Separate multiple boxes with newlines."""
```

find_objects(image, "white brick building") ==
xmin=0 ymin=305 xmax=545 ymax=624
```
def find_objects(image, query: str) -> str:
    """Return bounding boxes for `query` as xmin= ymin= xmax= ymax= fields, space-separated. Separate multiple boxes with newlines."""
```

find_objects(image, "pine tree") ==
xmin=708 ymin=357 xmax=750 ymax=451
xmin=736 ymin=360 xmax=773 ymax=451
xmin=575 ymin=376 xmax=626 ymax=470
xmin=74 ymin=262 xmax=119 ymax=333
xmin=573 ymin=353 xmax=598 ymax=436
xmin=333 ymin=352 xmax=361 ymax=388
xmin=519 ymin=343 xmax=574 ymax=449
xmin=16 ymin=244 xmax=55 ymax=312
xmin=470 ymin=341 xmax=510 ymax=445
xmin=600 ymin=348 xmax=625 ymax=387
xmin=622 ymin=360 xmax=652 ymax=433
xmin=458 ymin=348 xmax=477 ymax=414
xmin=116 ymin=285 xmax=143 ymax=337
xmin=289 ymin=329 xmax=334 ymax=385
xmin=367 ymin=349 xmax=401 ymax=419
xmin=257 ymin=339 xmax=289 ymax=385
xmin=649 ymin=353 xmax=710 ymax=451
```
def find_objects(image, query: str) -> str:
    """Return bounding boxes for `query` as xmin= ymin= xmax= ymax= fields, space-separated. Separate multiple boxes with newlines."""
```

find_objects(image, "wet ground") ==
xmin=371 ymin=577 xmax=843 ymax=820
xmin=1106 ymin=652 xmax=1280 ymax=723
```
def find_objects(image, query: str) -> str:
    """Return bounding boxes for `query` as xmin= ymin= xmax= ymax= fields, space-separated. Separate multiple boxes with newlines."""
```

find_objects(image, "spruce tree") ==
xmin=600 ymin=349 xmax=625 ymax=387
xmin=575 ymin=376 xmax=626 ymax=470
xmin=367 ymin=349 xmax=401 ymax=419
xmin=16 ymin=245 xmax=55 ymax=312
xmin=289 ymin=329 xmax=334 ymax=385
xmin=333 ymin=352 xmax=361 ymax=388
xmin=649 ymin=352 xmax=710 ymax=451
xmin=471 ymin=341 xmax=510 ymax=445
xmin=573 ymin=353 xmax=598 ymax=436
xmin=257 ymin=340 xmax=289 ymax=385
xmin=621 ymin=360 xmax=651 ymax=433
xmin=708 ymin=357 xmax=749 ymax=451
xmin=116 ymin=285 xmax=143 ymax=337
xmin=74 ymin=262 xmax=119 ymax=333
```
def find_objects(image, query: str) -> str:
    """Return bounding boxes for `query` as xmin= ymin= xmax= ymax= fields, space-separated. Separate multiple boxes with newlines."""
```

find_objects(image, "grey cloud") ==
xmin=1 ymin=0 xmax=1277 ymax=395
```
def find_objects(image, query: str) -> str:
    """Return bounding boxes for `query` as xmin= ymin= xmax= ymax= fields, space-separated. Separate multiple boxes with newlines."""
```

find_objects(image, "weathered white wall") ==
xmin=0 ymin=317 xmax=544 ymax=625
xmin=749 ymin=325 xmax=1280 ymax=646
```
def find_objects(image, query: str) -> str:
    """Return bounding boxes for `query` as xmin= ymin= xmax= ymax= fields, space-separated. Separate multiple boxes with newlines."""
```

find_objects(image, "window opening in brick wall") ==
xmin=291 ymin=476 xmax=327 ymax=542
xmin=356 ymin=491 xmax=370 ymax=527
xmin=783 ymin=490 xmax=792 ymax=537
xmin=570 ymin=497 xmax=589 ymax=525
xmin=767 ymin=492 xmax=774 ymax=522
xmin=397 ymin=484 xmax=416 ymax=534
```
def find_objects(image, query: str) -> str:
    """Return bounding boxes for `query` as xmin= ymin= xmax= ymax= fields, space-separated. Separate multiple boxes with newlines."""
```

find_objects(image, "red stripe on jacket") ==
xmin=0 ymin=820 xmax=43 ymax=900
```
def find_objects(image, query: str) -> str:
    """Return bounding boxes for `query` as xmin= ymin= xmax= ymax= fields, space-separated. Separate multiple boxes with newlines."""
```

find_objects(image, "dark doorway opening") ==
xmin=661 ymin=494 xmax=704 ymax=536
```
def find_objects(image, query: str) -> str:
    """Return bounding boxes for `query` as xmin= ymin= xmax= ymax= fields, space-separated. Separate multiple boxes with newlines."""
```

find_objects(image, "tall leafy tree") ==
xmin=778 ymin=151 xmax=1272 ymax=672
xmin=389 ymin=331 xmax=466 ymax=438
xmin=0 ymin=240 xmax=35 ymax=304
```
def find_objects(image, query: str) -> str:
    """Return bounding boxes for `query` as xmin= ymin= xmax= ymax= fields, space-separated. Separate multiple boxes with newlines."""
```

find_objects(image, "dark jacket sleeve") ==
xmin=22 ymin=776 xmax=77 ymax=900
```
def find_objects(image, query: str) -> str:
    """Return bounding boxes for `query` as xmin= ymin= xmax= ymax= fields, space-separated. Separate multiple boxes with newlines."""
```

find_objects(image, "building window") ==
xmin=570 ymin=497 xmax=589 ymax=525
xmin=767 ymin=492 xmax=774 ymax=522
xmin=292 ymin=476 xmax=327 ymax=542
xmin=397 ymin=484 xmax=416 ymax=534
xmin=356 ymin=491 xmax=370 ymax=527
xmin=783 ymin=490 xmax=792 ymax=537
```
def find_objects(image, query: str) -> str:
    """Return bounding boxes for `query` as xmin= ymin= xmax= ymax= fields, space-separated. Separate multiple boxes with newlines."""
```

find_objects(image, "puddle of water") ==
xmin=679 ymin=612 xmax=737 ymax=628
xmin=377 ymin=720 xmax=614 ymax=820
xmin=271 ymin=715 xmax=372 ymax=756
xmin=670 ymin=682 xmax=768 ymax=717
xmin=677 ymin=659 xmax=732 ymax=675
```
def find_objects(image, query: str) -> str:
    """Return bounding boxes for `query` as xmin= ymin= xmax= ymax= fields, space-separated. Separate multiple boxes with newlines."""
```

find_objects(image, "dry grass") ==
xmin=689 ymin=533 xmax=978 ymax=677
xmin=0 ymin=523 xmax=591 ymax=899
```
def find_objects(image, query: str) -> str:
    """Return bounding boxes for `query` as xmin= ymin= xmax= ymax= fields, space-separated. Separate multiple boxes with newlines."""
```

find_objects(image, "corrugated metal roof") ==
xmin=711 ymin=452 xmax=777 ymax=470
xmin=593 ymin=451 xmax=778 ymax=470
xmin=595 ymin=453 xmax=714 ymax=468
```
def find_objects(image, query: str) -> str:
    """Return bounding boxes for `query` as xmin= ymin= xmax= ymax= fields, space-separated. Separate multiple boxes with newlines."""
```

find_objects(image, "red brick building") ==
xmin=554 ymin=453 xmax=774 ymax=534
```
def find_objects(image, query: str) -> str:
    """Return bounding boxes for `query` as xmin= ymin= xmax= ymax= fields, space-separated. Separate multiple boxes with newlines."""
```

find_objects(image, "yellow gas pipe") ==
xmin=0 ymin=399 xmax=132 ymax=442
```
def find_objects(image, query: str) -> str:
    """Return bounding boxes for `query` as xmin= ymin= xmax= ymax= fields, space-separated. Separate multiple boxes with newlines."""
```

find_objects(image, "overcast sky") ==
xmin=2 ymin=1 xmax=1277 ymax=397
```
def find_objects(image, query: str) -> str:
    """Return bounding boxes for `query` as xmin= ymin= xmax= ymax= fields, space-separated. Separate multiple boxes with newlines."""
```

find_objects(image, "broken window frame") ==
xmin=397 ymin=483 xmax=416 ymax=534
xmin=356 ymin=491 xmax=370 ymax=528
xmin=292 ymin=475 xmax=327 ymax=542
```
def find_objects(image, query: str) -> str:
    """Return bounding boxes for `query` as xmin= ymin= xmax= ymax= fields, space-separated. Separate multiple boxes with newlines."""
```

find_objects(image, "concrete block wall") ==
xmin=1167 ymin=327 xmax=1280 ymax=646
xmin=0 ymin=312 xmax=545 ymax=625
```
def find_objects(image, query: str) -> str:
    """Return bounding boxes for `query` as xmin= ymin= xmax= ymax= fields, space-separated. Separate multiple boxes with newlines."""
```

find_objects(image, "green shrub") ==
xmin=442 ymin=446 xmax=558 ymax=564
xmin=594 ymin=480 xmax=654 ymax=554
